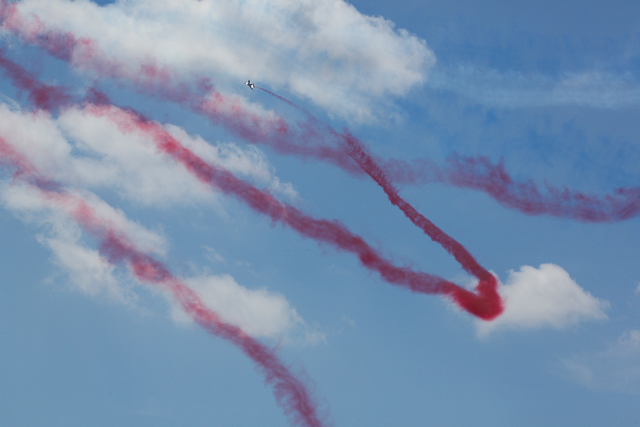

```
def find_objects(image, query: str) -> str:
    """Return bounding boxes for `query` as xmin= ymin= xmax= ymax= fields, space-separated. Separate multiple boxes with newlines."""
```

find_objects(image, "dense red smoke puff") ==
xmin=86 ymin=103 xmax=502 ymax=319
xmin=256 ymin=89 xmax=502 ymax=319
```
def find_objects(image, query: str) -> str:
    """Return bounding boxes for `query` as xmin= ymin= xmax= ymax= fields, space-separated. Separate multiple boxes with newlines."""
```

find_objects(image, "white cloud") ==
xmin=58 ymin=105 xmax=220 ymax=206
xmin=477 ymin=264 xmax=609 ymax=336
xmin=202 ymin=245 xmax=226 ymax=264
xmin=428 ymin=65 xmax=640 ymax=109
xmin=170 ymin=274 xmax=320 ymax=342
xmin=8 ymin=0 xmax=435 ymax=121
xmin=2 ymin=179 xmax=314 ymax=342
xmin=0 ymin=181 xmax=138 ymax=303
xmin=0 ymin=102 xmax=296 ymax=207
xmin=40 ymin=231 xmax=138 ymax=304
xmin=2 ymin=181 xmax=168 ymax=256
xmin=162 ymin=122 xmax=299 ymax=200
xmin=619 ymin=330 xmax=640 ymax=349
xmin=563 ymin=329 xmax=640 ymax=393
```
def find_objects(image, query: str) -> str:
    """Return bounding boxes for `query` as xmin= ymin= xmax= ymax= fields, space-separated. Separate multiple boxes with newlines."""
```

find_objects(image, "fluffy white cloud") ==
xmin=0 ymin=181 xmax=139 ymax=303
xmin=170 ymin=274 xmax=311 ymax=340
xmin=40 ymin=231 xmax=138 ymax=304
xmin=563 ymin=329 xmax=640 ymax=392
xmin=8 ymin=0 xmax=435 ymax=121
xmin=477 ymin=264 xmax=609 ymax=336
xmin=2 ymin=181 xmax=168 ymax=256
xmin=162 ymin=122 xmax=298 ymax=200
xmin=2 ymin=179 xmax=314 ymax=341
xmin=59 ymin=107 xmax=217 ymax=206
xmin=0 ymin=102 xmax=296 ymax=207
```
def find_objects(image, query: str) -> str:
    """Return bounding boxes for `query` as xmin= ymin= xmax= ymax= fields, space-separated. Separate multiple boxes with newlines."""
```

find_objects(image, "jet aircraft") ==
xmin=246 ymin=80 xmax=255 ymax=90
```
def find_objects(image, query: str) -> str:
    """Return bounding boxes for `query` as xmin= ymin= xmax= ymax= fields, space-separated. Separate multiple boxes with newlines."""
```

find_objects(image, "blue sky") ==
xmin=1 ymin=0 xmax=639 ymax=426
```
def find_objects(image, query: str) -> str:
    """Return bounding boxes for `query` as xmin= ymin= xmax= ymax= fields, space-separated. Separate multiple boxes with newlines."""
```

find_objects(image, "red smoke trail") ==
xmin=341 ymin=131 xmax=501 ymax=318
xmin=151 ymin=79 xmax=640 ymax=223
xmin=85 ymin=100 xmax=501 ymax=319
xmin=186 ymin=86 xmax=640 ymax=226
xmin=0 ymin=0 xmax=81 ymax=62
xmin=70 ymin=202 xmax=327 ymax=427
xmin=0 ymin=52 xmax=500 ymax=318
xmin=191 ymin=91 xmax=361 ymax=175
xmin=2 ymin=6 xmax=635 ymax=223
xmin=443 ymin=155 xmax=640 ymax=222
xmin=258 ymin=88 xmax=501 ymax=318
xmin=0 ymin=147 xmax=327 ymax=427
xmin=256 ymin=87 xmax=640 ymax=224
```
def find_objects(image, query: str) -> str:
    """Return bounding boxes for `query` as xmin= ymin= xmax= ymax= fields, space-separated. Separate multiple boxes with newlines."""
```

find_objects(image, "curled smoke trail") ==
xmin=258 ymin=87 xmax=501 ymax=319
xmin=0 ymin=51 xmax=503 ymax=319
xmin=0 ymin=136 xmax=328 ymax=427
xmin=87 ymin=93 xmax=502 ymax=319
xmin=1 ymin=3 xmax=638 ymax=222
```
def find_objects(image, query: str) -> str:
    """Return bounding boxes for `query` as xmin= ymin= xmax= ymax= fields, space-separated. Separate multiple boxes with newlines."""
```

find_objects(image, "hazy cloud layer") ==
xmin=563 ymin=329 xmax=640 ymax=393
xmin=9 ymin=0 xmax=435 ymax=121
xmin=477 ymin=264 xmax=609 ymax=336
xmin=429 ymin=65 xmax=640 ymax=109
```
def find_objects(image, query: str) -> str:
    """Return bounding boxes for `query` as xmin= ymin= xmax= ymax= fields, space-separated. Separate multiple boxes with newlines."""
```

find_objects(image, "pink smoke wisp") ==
xmin=0 ymin=51 xmax=70 ymax=110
